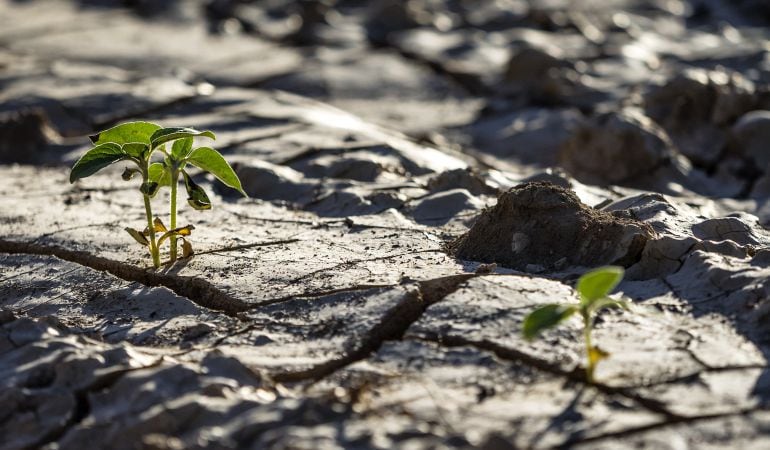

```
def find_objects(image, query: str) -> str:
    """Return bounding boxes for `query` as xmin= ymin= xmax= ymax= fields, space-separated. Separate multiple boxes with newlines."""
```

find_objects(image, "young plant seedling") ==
xmin=69 ymin=121 xmax=246 ymax=268
xmin=522 ymin=266 xmax=629 ymax=383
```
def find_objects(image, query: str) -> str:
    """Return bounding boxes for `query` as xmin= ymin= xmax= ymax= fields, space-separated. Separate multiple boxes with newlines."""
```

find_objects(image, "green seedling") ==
xmin=70 ymin=121 xmax=246 ymax=268
xmin=522 ymin=266 xmax=629 ymax=383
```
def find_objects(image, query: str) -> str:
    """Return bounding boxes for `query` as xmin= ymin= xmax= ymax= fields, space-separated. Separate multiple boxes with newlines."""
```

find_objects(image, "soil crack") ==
xmin=0 ymin=239 xmax=248 ymax=316
xmin=272 ymin=286 xmax=425 ymax=383
xmin=272 ymin=273 xmax=476 ymax=384
xmin=32 ymin=360 xmax=164 ymax=449
xmin=414 ymin=333 xmax=681 ymax=421
xmin=559 ymin=408 xmax=760 ymax=448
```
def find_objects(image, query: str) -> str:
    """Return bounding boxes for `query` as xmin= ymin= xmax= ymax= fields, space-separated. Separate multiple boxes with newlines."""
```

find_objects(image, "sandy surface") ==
xmin=2 ymin=0 xmax=770 ymax=448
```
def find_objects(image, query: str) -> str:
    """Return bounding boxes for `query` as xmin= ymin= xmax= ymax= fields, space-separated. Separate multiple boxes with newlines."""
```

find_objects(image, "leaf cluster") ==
xmin=70 ymin=121 xmax=245 ymax=205
xmin=69 ymin=121 xmax=246 ymax=264
xmin=522 ymin=266 xmax=626 ymax=340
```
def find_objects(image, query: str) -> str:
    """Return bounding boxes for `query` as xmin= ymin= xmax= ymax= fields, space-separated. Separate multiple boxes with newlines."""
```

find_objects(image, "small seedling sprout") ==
xmin=69 ymin=121 xmax=246 ymax=268
xmin=522 ymin=266 xmax=629 ymax=383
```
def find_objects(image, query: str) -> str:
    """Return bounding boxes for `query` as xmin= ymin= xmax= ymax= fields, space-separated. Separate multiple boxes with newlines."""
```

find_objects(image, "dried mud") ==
xmin=2 ymin=0 xmax=770 ymax=448
xmin=449 ymin=182 xmax=656 ymax=272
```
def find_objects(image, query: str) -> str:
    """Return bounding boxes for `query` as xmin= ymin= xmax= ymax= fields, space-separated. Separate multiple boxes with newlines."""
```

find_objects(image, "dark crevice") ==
xmin=416 ymin=273 xmax=477 ymax=306
xmin=272 ymin=287 xmax=425 ymax=383
xmin=0 ymin=239 xmax=249 ymax=316
xmin=28 ymin=362 xmax=161 ymax=449
xmin=272 ymin=273 xmax=475 ymax=383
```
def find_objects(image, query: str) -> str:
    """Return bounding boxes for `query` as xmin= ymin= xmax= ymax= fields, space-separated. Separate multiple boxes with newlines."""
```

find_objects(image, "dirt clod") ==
xmin=449 ymin=182 xmax=655 ymax=271
xmin=558 ymin=108 xmax=675 ymax=185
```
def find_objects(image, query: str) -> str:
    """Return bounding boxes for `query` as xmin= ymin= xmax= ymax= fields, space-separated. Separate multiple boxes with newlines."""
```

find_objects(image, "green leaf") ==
xmin=171 ymin=137 xmax=193 ymax=160
xmin=150 ymin=127 xmax=215 ymax=149
xmin=147 ymin=162 xmax=173 ymax=189
xmin=182 ymin=170 xmax=212 ymax=210
xmin=522 ymin=304 xmax=577 ymax=340
xmin=186 ymin=147 xmax=246 ymax=196
xmin=70 ymin=143 xmax=126 ymax=183
xmin=89 ymin=121 xmax=161 ymax=145
xmin=577 ymin=266 xmax=624 ymax=306
xmin=122 ymin=142 xmax=150 ymax=160
xmin=125 ymin=227 xmax=149 ymax=246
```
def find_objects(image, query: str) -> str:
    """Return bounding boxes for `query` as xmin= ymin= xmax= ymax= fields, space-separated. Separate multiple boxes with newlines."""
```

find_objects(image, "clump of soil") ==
xmin=558 ymin=108 xmax=675 ymax=185
xmin=501 ymin=46 xmax=586 ymax=104
xmin=449 ymin=182 xmax=656 ymax=272
xmin=643 ymin=68 xmax=757 ymax=165
xmin=426 ymin=168 xmax=498 ymax=196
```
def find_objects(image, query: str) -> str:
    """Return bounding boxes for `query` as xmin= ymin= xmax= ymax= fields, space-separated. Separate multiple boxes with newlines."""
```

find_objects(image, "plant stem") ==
xmin=169 ymin=169 xmax=178 ymax=262
xmin=143 ymin=192 xmax=160 ymax=268
xmin=583 ymin=313 xmax=594 ymax=383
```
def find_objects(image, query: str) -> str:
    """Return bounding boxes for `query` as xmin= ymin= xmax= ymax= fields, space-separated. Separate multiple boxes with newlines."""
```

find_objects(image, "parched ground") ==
xmin=2 ymin=0 xmax=770 ymax=448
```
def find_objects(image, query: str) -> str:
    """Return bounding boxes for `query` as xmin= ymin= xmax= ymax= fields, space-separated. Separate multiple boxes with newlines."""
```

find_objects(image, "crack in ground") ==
xmin=0 ymin=239 xmax=248 ymax=316
xmin=264 ymin=273 xmax=584 ymax=384
xmin=244 ymin=283 xmax=398 ymax=310
xmin=414 ymin=333 xmax=681 ymax=421
xmin=29 ymin=359 xmax=164 ymax=449
xmin=271 ymin=287 xmax=425 ymax=383
xmin=271 ymin=274 xmax=476 ymax=384
xmin=630 ymin=364 xmax=770 ymax=388
xmin=558 ymin=407 xmax=761 ymax=448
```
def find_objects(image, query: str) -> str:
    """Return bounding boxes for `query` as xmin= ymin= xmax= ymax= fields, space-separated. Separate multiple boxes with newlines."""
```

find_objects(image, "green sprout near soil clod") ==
xmin=69 ymin=121 xmax=246 ymax=268
xmin=522 ymin=266 xmax=629 ymax=383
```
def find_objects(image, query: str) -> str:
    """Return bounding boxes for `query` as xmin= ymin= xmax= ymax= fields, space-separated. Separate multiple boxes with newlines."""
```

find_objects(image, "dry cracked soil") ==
xmin=2 ymin=0 xmax=770 ymax=448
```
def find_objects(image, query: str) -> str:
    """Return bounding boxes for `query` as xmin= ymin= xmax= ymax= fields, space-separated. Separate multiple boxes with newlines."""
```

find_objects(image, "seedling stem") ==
xmin=522 ymin=266 xmax=629 ymax=384
xmin=169 ymin=168 xmax=179 ymax=262
xmin=143 ymin=187 xmax=161 ymax=268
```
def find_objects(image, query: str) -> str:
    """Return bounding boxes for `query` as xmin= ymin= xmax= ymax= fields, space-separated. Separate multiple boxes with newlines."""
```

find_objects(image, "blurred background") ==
xmin=1 ymin=0 xmax=770 ymax=202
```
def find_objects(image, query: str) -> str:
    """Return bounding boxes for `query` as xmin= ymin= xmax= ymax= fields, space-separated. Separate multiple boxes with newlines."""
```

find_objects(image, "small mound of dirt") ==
xmin=449 ymin=182 xmax=655 ymax=272
xmin=426 ymin=168 xmax=498 ymax=196
xmin=558 ymin=108 xmax=675 ymax=185
xmin=643 ymin=68 xmax=756 ymax=165
xmin=501 ymin=47 xmax=584 ymax=103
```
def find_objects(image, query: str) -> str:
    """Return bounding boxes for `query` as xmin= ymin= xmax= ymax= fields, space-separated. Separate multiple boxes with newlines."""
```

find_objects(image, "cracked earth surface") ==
xmin=2 ymin=0 xmax=770 ymax=448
